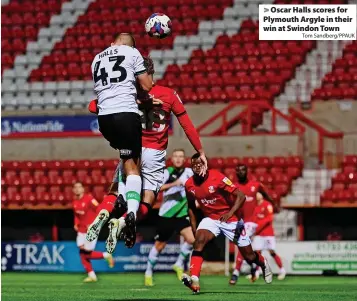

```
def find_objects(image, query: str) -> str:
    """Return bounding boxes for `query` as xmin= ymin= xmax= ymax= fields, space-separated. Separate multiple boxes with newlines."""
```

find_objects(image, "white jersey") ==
xmin=159 ymin=167 xmax=194 ymax=218
xmin=91 ymin=45 xmax=146 ymax=116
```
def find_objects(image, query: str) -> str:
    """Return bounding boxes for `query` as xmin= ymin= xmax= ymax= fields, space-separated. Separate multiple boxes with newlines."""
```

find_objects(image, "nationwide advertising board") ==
xmin=1 ymin=242 xmax=180 ymax=272
xmin=1 ymin=115 xmax=173 ymax=139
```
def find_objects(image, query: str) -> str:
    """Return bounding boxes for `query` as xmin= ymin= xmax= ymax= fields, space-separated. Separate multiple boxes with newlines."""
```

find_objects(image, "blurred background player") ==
xmin=144 ymin=149 xmax=194 ymax=286
xmin=182 ymin=154 xmax=272 ymax=294
xmin=251 ymin=192 xmax=286 ymax=280
xmin=90 ymin=33 xmax=153 ymax=245
xmin=87 ymin=56 xmax=207 ymax=249
xmin=230 ymin=164 xmax=278 ymax=284
xmin=72 ymin=182 xmax=114 ymax=282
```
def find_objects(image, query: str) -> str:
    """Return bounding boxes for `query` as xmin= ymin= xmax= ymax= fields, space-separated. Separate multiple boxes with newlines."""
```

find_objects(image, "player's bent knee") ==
xmin=193 ymin=237 xmax=206 ymax=251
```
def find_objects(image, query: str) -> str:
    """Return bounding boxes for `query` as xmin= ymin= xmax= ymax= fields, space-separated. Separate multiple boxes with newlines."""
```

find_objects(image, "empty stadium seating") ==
xmin=320 ymin=155 xmax=357 ymax=204
xmin=1 ymin=0 xmax=68 ymax=72
xmin=29 ymin=0 xmax=233 ymax=82
xmin=312 ymin=41 xmax=357 ymax=101
xmin=158 ymin=21 xmax=316 ymax=103
xmin=1 ymin=156 xmax=303 ymax=208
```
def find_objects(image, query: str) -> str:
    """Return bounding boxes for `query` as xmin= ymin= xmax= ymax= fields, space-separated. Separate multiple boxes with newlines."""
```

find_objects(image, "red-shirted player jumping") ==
xmin=86 ymin=57 xmax=207 ymax=251
xmin=230 ymin=164 xmax=279 ymax=284
xmin=251 ymin=192 xmax=286 ymax=280
xmin=182 ymin=154 xmax=273 ymax=294
xmin=73 ymin=182 xmax=114 ymax=282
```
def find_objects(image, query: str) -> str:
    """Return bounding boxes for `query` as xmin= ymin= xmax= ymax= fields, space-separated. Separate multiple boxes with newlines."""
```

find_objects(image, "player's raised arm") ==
xmin=259 ymin=184 xmax=280 ymax=212
xmin=171 ymin=91 xmax=207 ymax=175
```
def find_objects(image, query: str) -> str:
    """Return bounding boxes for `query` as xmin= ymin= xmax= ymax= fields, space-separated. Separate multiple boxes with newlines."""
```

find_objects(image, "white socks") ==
xmin=232 ymin=269 xmax=240 ymax=276
xmin=125 ymin=175 xmax=142 ymax=218
xmin=174 ymin=242 xmax=193 ymax=268
xmin=145 ymin=246 xmax=159 ymax=276
xmin=88 ymin=271 xmax=97 ymax=279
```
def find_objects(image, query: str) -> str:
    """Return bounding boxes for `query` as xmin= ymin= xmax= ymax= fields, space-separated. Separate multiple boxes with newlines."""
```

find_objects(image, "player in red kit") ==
xmin=182 ymin=154 xmax=272 ymax=294
xmin=86 ymin=57 xmax=207 ymax=251
xmin=251 ymin=192 xmax=286 ymax=280
xmin=230 ymin=164 xmax=278 ymax=284
xmin=73 ymin=182 xmax=114 ymax=282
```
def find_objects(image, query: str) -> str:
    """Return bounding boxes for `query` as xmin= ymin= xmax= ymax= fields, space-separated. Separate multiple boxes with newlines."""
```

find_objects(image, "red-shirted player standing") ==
xmin=86 ymin=57 xmax=207 ymax=251
xmin=182 ymin=154 xmax=272 ymax=294
xmin=230 ymin=164 xmax=278 ymax=284
xmin=73 ymin=182 xmax=114 ymax=282
xmin=252 ymin=192 xmax=286 ymax=280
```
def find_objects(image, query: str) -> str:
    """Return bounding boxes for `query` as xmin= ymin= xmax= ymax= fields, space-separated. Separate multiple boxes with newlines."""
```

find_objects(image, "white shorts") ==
xmin=197 ymin=217 xmax=251 ymax=247
xmin=113 ymin=147 xmax=166 ymax=194
xmin=76 ymin=232 xmax=97 ymax=251
xmin=244 ymin=222 xmax=258 ymax=237
xmin=252 ymin=236 xmax=276 ymax=251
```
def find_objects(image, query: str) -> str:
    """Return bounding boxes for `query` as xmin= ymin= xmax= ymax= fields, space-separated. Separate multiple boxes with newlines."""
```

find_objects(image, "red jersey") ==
xmin=236 ymin=180 xmax=261 ymax=222
xmin=73 ymin=194 xmax=98 ymax=233
xmin=252 ymin=200 xmax=274 ymax=236
xmin=185 ymin=169 xmax=238 ymax=222
xmin=140 ymin=85 xmax=186 ymax=150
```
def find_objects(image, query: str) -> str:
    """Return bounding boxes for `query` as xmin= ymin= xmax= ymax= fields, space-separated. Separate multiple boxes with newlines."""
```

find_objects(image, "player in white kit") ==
xmin=86 ymin=56 xmax=208 ymax=249
xmin=144 ymin=149 xmax=195 ymax=286
xmin=89 ymin=33 xmax=153 ymax=244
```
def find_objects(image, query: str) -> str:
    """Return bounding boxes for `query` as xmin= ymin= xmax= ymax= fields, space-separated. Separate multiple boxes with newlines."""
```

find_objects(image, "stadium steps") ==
xmin=283 ymin=169 xmax=338 ymax=207
xmin=273 ymin=209 xmax=298 ymax=240
xmin=276 ymin=41 xmax=349 ymax=105
xmin=262 ymin=41 xmax=347 ymax=133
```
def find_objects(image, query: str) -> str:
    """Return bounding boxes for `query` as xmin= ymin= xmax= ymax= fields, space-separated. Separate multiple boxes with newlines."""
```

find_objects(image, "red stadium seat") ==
xmin=224 ymin=157 xmax=240 ymax=168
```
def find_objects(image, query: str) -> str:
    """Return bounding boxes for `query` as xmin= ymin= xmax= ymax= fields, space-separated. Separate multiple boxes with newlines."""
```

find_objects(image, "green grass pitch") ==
xmin=2 ymin=273 xmax=357 ymax=301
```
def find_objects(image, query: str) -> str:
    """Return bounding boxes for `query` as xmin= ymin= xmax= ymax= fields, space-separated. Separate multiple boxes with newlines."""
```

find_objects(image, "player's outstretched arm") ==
xmin=160 ymin=179 xmax=183 ymax=192
xmin=259 ymin=185 xmax=280 ymax=212
xmin=219 ymin=190 xmax=246 ymax=223
xmin=171 ymin=92 xmax=207 ymax=175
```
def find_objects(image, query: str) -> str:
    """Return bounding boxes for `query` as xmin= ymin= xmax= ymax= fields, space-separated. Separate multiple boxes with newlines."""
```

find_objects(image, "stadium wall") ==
xmin=2 ymin=104 xmax=301 ymax=160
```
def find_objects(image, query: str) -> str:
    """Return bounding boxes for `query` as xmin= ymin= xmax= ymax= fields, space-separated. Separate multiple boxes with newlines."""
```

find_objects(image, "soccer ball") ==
xmin=145 ymin=13 xmax=172 ymax=39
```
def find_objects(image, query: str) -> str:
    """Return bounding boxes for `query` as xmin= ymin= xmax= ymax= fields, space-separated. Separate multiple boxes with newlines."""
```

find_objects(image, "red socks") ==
xmin=137 ymin=202 xmax=151 ymax=220
xmin=190 ymin=250 xmax=204 ymax=278
xmin=80 ymin=252 xmax=93 ymax=273
xmin=97 ymin=194 xmax=117 ymax=214
xmin=272 ymin=253 xmax=283 ymax=268
xmin=235 ymin=252 xmax=244 ymax=271
xmin=88 ymin=251 xmax=104 ymax=260
xmin=79 ymin=250 xmax=105 ymax=272
xmin=122 ymin=202 xmax=152 ymax=221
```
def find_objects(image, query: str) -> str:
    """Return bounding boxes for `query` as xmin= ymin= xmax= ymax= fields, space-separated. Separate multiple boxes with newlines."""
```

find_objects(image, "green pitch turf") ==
xmin=2 ymin=273 xmax=357 ymax=301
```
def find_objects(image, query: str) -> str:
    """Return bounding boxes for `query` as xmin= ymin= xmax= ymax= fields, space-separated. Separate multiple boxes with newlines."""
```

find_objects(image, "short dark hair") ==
xmin=143 ymin=56 xmax=155 ymax=75
xmin=191 ymin=152 xmax=201 ymax=160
